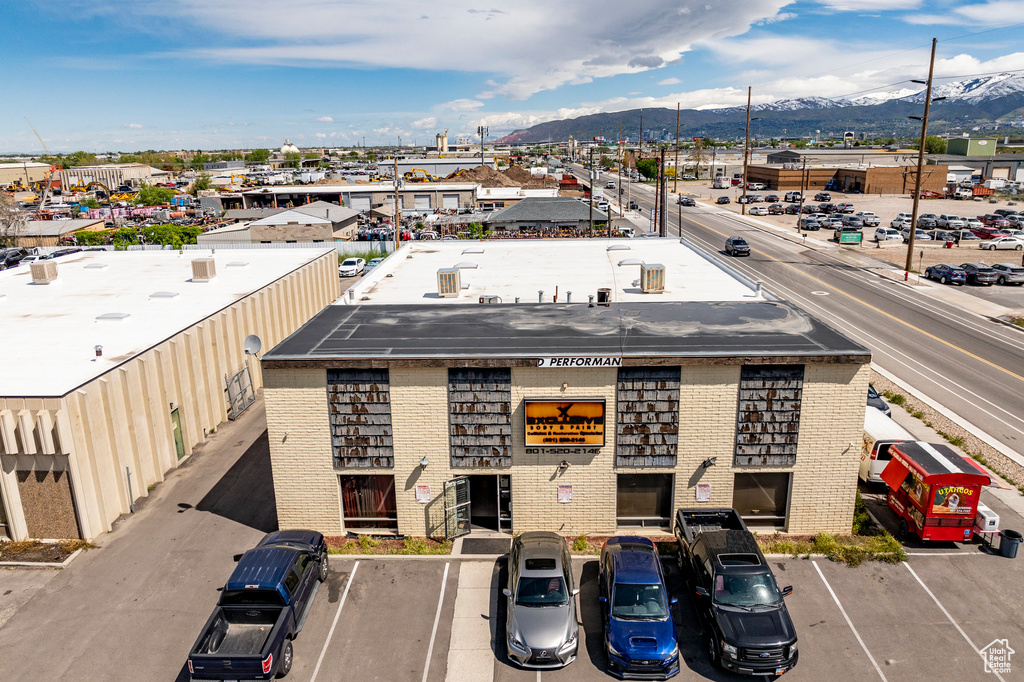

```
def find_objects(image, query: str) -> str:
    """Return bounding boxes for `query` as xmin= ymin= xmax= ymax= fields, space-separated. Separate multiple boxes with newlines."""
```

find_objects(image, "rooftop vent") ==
xmin=30 ymin=261 xmax=58 ymax=284
xmin=437 ymin=268 xmax=461 ymax=298
xmin=640 ymin=264 xmax=666 ymax=293
xmin=617 ymin=258 xmax=645 ymax=267
xmin=150 ymin=291 xmax=180 ymax=299
xmin=227 ymin=261 xmax=249 ymax=268
xmin=96 ymin=312 xmax=130 ymax=322
xmin=454 ymin=261 xmax=478 ymax=269
xmin=462 ymin=247 xmax=484 ymax=254
xmin=84 ymin=263 xmax=108 ymax=269
xmin=607 ymin=244 xmax=631 ymax=251
xmin=191 ymin=257 xmax=216 ymax=282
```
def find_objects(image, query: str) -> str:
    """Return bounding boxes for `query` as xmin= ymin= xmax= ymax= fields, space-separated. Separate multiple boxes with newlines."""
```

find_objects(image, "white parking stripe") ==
xmin=310 ymin=561 xmax=359 ymax=682
xmin=422 ymin=562 xmax=451 ymax=682
xmin=812 ymin=561 xmax=888 ymax=681
xmin=903 ymin=562 xmax=1006 ymax=682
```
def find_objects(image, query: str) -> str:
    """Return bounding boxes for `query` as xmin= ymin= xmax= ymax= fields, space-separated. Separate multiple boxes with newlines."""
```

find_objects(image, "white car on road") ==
xmin=338 ymin=257 xmax=366 ymax=277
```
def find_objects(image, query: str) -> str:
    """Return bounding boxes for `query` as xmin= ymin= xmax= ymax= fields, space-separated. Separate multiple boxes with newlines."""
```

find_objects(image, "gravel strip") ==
xmin=871 ymin=370 xmax=1024 ymax=490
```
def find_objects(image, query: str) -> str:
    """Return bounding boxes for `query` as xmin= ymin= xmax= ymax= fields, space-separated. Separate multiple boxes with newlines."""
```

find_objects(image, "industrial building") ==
xmin=0 ymin=248 xmax=338 ymax=542
xmin=262 ymin=240 xmax=870 ymax=540
xmin=56 ymin=163 xmax=171 ymax=191
xmin=198 ymin=201 xmax=361 ymax=244
xmin=236 ymin=182 xmax=479 ymax=215
xmin=16 ymin=218 xmax=106 ymax=248
xmin=745 ymin=163 xmax=950 ymax=194
xmin=0 ymin=161 xmax=50 ymax=188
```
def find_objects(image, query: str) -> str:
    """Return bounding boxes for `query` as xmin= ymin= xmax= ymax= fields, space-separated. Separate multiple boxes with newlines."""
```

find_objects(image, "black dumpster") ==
xmin=999 ymin=529 xmax=1021 ymax=558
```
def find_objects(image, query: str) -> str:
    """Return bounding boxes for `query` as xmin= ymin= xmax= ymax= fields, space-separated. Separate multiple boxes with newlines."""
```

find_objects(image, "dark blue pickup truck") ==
xmin=188 ymin=530 xmax=328 ymax=681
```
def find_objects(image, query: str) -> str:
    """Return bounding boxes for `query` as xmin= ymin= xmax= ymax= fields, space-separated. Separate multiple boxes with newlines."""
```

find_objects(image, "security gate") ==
xmin=443 ymin=477 xmax=471 ymax=540
xmin=225 ymin=363 xmax=256 ymax=420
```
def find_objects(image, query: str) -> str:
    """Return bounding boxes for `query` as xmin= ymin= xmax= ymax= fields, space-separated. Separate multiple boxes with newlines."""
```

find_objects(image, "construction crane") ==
xmin=24 ymin=118 xmax=62 ymax=214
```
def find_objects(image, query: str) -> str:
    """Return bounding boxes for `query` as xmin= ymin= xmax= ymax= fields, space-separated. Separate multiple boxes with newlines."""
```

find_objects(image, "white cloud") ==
xmin=658 ymin=78 xmax=681 ymax=85
xmin=815 ymin=0 xmax=922 ymax=9
xmin=124 ymin=123 xmax=143 ymax=129
xmin=314 ymin=116 xmax=334 ymax=122
xmin=144 ymin=0 xmax=790 ymax=100
xmin=440 ymin=99 xmax=484 ymax=112
xmin=905 ymin=1 xmax=1024 ymax=25
xmin=315 ymin=132 xmax=327 ymax=139
xmin=412 ymin=117 xmax=438 ymax=129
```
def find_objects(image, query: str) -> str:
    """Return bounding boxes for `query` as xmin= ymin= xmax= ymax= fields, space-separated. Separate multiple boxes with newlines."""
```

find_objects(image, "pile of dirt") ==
xmin=503 ymin=166 xmax=559 ymax=189
xmin=0 ymin=539 xmax=91 ymax=563
xmin=455 ymin=165 xmax=519 ymax=188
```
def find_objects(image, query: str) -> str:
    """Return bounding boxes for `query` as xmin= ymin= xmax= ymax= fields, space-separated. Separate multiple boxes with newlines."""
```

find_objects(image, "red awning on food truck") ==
xmin=880 ymin=441 xmax=990 ymax=491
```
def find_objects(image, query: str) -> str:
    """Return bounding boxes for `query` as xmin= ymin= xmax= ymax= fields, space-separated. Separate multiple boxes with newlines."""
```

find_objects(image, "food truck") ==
xmin=880 ymin=441 xmax=991 ymax=542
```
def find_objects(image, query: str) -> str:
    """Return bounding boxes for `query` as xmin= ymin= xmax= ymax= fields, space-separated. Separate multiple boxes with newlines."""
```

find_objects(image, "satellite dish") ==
xmin=244 ymin=334 xmax=263 ymax=356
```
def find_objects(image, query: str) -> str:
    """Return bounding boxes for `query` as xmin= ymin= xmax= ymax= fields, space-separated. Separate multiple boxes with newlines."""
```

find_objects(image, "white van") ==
xmin=859 ymin=407 xmax=913 ymax=484
xmin=713 ymin=176 xmax=731 ymax=189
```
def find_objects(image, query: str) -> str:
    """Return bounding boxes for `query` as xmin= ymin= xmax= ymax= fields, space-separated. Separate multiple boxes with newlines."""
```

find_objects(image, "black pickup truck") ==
xmin=188 ymin=530 xmax=328 ymax=681
xmin=674 ymin=509 xmax=798 ymax=676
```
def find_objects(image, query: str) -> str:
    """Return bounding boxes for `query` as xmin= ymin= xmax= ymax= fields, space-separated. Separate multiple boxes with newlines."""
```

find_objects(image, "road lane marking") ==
xmin=681 ymin=214 xmax=1024 ymax=385
xmin=310 ymin=560 xmax=359 ymax=682
xmin=812 ymin=561 xmax=888 ymax=681
xmin=903 ymin=561 xmax=1005 ymax=682
xmin=422 ymin=562 xmax=451 ymax=682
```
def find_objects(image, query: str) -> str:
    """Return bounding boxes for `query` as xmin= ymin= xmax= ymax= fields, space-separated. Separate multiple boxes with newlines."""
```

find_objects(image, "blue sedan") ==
xmin=924 ymin=263 xmax=966 ymax=286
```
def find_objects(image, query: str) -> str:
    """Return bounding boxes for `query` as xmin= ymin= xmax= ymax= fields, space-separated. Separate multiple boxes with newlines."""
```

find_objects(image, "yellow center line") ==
xmin=685 ymin=215 xmax=1024 ymax=384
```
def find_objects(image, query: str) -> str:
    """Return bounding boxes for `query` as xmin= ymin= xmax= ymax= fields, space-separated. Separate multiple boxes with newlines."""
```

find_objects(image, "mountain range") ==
xmin=496 ymin=73 xmax=1024 ymax=144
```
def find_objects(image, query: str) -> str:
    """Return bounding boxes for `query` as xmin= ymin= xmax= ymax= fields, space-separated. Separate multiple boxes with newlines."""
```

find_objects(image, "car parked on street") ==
xmin=924 ymin=263 xmax=967 ymax=285
xmin=599 ymin=537 xmax=680 ymax=680
xmin=991 ymin=263 xmax=1024 ymax=285
xmin=875 ymin=227 xmax=902 ymax=242
xmin=980 ymin=237 xmax=1024 ymax=251
xmin=716 ymin=196 xmax=730 ymax=205
xmin=725 ymin=236 xmax=750 ymax=256
xmin=504 ymin=532 xmax=579 ymax=669
xmin=960 ymin=263 xmax=999 ymax=285
xmin=338 ymin=257 xmax=366 ymax=277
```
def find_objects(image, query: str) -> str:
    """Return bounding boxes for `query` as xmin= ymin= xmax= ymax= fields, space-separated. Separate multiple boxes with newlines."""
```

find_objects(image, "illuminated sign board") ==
xmin=524 ymin=399 xmax=606 ymax=447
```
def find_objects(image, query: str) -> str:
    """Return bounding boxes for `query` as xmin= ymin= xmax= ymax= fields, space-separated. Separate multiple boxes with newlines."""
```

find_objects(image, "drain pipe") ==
xmin=126 ymin=466 xmax=135 ymax=513
xmin=567 ymin=291 xmax=572 ymax=303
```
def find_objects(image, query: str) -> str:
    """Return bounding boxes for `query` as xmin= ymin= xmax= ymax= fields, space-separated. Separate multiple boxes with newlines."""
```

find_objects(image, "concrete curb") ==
xmin=0 ymin=547 xmax=83 ymax=570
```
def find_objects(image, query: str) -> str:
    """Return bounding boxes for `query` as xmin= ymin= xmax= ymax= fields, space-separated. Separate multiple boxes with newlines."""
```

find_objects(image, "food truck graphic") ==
xmin=880 ymin=441 xmax=990 ymax=542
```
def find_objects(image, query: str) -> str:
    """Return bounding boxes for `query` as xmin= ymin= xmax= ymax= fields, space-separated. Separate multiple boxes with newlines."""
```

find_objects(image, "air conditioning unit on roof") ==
xmin=191 ymin=257 xmax=216 ymax=282
xmin=30 ymin=261 xmax=58 ymax=284
xmin=437 ymin=268 xmax=461 ymax=297
xmin=640 ymin=264 xmax=665 ymax=293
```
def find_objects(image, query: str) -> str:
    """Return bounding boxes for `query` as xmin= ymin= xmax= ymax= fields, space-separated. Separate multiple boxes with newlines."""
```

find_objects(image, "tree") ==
xmin=467 ymin=222 xmax=492 ymax=240
xmin=134 ymin=183 xmax=177 ymax=206
xmin=75 ymin=230 xmax=109 ymax=246
xmin=636 ymin=158 xmax=658 ymax=180
xmin=80 ymin=197 xmax=100 ymax=209
xmin=245 ymin=148 xmax=271 ymax=164
xmin=284 ymin=151 xmax=302 ymax=168
xmin=0 ymin=193 xmax=25 ymax=248
xmin=189 ymin=174 xmax=212 ymax=196
xmin=141 ymin=224 xmax=202 ymax=247
xmin=924 ymin=136 xmax=947 ymax=154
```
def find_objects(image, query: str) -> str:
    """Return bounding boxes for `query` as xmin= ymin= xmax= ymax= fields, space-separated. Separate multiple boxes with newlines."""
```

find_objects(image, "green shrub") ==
xmin=357 ymin=534 xmax=378 ymax=551
xmin=571 ymin=535 xmax=590 ymax=552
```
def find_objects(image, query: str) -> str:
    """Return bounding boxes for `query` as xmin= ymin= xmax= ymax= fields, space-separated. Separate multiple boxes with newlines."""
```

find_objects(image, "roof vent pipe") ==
xmin=566 ymin=291 xmax=572 ymax=303
xmin=755 ymin=281 xmax=763 ymax=297
xmin=538 ymin=290 xmax=543 ymax=303
xmin=588 ymin=294 xmax=595 ymax=308
xmin=348 ymin=289 xmax=355 ymax=301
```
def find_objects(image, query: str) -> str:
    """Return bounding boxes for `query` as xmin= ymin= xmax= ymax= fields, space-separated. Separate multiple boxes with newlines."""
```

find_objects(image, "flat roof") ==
xmin=264 ymin=301 xmax=869 ymax=363
xmin=242 ymin=183 xmax=479 ymax=195
xmin=343 ymin=238 xmax=760 ymax=305
xmin=23 ymin=218 xmax=105 ymax=236
xmin=0 ymin=248 xmax=333 ymax=397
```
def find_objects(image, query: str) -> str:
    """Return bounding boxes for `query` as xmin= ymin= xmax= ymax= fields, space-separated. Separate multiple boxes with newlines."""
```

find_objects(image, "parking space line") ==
xmin=421 ymin=562 xmax=451 ymax=682
xmin=903 ymin=561 xmax=1005 ymax=682
xmin=812 ymin=561 xmax=888 ymax=681
xmin=310 ymin=561 xmax=359 ymax=682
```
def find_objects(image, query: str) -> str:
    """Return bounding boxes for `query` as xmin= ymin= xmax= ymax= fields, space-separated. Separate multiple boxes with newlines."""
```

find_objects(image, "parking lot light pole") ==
xmin=796 ymin=157 xmax=807 ymax=233
xmin=905 ymin=38 xmax=941 ymax=278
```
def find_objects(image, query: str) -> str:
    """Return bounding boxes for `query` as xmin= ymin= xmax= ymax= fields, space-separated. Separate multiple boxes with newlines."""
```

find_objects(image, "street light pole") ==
xmin=589 ymin=146 xmax=594 ymax=235
xmin=905 ymin=37 xmax=939 ymax=278
xmin=674 ymin=102 xmax=680 ymax=195
xmin=796 ymin=157 xmax=807 ymax=232
xmin=742 ymin=86 xmax=752 ymax=215
xmin=477 ymin=125 xmax=488 ymax=167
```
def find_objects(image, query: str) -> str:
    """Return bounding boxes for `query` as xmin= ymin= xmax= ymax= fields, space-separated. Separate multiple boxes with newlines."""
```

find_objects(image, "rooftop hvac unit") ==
xmin=479 ymin=295 xmax=500 ymax=304
xmin=30 ymin=260 xmax=58 ymax=284
xmin=437 ymin=268 xmax=461 ymax=298
xmin=191 ymin=257 xmax=216 ymax=282
xmin=640 ymin=264 xmax=666 ymax=293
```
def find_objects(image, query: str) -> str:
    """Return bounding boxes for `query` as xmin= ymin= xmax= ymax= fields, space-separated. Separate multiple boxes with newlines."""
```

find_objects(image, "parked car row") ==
xmin=923 ymin=262 xmax=1023 ymax=286
xmin=505 ymin=511 xmax=799 ymax=679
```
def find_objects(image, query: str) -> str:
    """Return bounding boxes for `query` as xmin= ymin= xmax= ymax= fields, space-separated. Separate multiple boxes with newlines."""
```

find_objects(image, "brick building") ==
xmin=261 ymin=241 xmax=870 ymax=538
xmin=746 ymin=164 xmax=950 ymax=194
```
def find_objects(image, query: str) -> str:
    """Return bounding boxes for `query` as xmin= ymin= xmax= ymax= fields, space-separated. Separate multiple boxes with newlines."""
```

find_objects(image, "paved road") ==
xmin=571 ymin=164 xmax=1024 ymax=462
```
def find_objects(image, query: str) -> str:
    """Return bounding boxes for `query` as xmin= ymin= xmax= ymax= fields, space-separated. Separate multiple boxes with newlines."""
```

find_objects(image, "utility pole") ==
xmin=617 ymin=121 xmax=623 ymax=219
xmin=653 ymin=148 xmax=660 ymax=234
xmin=589 ymin=146 xmax=594 ymax=235
xmin=741 ymin=86 xmax=751 ymax=216
xmin=796 ymin=157 xmax=808 ymax=232
xmin=711 ymin=145 xmax=717 ymax=179
xmin=905 ymin=37 xmax=941 ymax=278
xmin=674 ymin=102 xmax=680 ymax=194
xmin=477 ymin=125 xmax=488 ymax=167
xmin=638 ymin=110 xmax=643 ymax=164
xmin=660 ymin=148 xmax=668 ymax=237
xmin=393 ymin=154 xmax=401 ymax=252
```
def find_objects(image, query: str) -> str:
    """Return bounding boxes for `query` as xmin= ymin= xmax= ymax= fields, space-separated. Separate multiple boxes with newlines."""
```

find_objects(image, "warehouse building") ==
xmin=0 ymin=248 xmax=338 ymax=541
xmin=198 ymin=201 xmax=361 ymax=244
xmin=0 ymin=161 xmax=50 ymax=188
xmin=241 ymin=183 xmax=478 ymax=215
xmin=262 ymin=240 xmax=871 ymax=539
xmin=745 ymin=163 xmax=950 ymax=194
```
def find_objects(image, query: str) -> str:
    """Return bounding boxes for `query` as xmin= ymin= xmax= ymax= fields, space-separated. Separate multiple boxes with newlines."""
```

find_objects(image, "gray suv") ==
xmin=504 ymin=532 xmax=579 ymax=668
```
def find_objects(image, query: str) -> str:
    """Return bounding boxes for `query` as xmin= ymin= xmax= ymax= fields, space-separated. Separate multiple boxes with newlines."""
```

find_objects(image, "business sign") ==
xmin=558 ymin=485 xmax=573 ymax=504
xmin=839 ymin=231 xmax=863 ymax=244
xmin=415 ymin=485 xmax=431 ymax=503
xmin=932 ymin=485 xmax=975 ymax=515
xmin=538 ymin=357 xmax=621 ymax=368
xmin=696 ymin=483 xmax=711 ymax=502
xmin=524 ymin=399 xmax=606 ymax=447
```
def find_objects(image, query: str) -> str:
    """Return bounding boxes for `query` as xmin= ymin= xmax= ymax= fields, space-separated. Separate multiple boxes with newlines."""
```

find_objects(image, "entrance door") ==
xmin=170 ymin=408 xmax=186 ymax=461
xmin=468 ymin=476 xmax=499 ymax=531
xmin=498 ymin=475 xmax=512 ymax=533
xmin=443 ymin=477 xmax=471 ymax=540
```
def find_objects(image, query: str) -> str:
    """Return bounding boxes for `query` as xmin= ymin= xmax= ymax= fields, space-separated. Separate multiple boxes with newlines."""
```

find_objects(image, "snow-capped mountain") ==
xmin=847 ymin=88 xmax=921 ymax=106
xmin=900 ymin=72 xmax=1024 ymax=103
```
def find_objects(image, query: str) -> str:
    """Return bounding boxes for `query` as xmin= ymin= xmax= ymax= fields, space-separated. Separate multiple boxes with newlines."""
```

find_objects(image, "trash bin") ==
xmin=945 ymin=240 xmax=954 ymax=249
xmin=999 ymin=529 xmax=1021 ymax=558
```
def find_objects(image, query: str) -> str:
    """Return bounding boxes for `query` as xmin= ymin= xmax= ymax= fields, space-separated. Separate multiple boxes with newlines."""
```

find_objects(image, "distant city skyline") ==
xmin=2 ymin=0 xmax=1023 ymax=152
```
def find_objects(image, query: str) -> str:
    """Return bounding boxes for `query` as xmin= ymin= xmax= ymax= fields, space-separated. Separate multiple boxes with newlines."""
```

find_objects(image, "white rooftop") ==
xmin=0 ymin=248 xmax=333 ymax=397
xmin=242 ymin=183 xmax=479 ymax=194
xmin=341 ymin=238 xmax=763 ymax=306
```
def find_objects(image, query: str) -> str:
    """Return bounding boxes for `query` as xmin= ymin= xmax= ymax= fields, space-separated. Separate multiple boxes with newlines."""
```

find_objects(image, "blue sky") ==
xmin=2 ymin=0 xmax=1022 ymax=153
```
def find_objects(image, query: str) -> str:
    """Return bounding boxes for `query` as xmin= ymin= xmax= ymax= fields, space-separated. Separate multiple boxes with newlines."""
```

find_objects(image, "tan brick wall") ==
xmin=265 ymin=368 xmax=341 ymax=534
xmin=265 ymin=360 xmax=870 ymax=538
